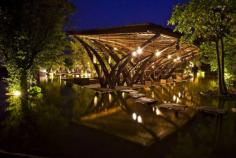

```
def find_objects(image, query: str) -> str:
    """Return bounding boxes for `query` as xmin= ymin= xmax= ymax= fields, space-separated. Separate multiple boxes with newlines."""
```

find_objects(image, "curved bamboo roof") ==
xmin=68 ymin=23 xmax=199 ymax=88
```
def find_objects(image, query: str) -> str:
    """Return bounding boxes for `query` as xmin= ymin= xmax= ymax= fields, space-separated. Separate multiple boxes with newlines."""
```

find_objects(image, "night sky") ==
xmin=68 ymin=0 xmax=189 ymax=30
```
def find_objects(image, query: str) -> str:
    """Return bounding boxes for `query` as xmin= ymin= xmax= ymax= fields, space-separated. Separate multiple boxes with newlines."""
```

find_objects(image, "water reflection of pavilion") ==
xmin=74 ymin=83 xmax=197 ymax=146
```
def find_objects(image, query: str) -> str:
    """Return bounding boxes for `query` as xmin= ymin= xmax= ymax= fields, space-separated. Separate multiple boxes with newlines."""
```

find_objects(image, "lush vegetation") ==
xmin=169 ymin=0 xmax=236 ymax=95
xmin=0 ymin=0 xmax=74 ymax=102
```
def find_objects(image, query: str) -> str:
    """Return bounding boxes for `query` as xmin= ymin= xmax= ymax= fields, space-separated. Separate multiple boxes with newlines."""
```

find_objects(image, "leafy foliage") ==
xmin=169 ymin=0 xmax=236 ymax=94
xmin=169 ymin=0 xmax=235 ymax=43
xmin=0 ymin=0 xmax=74 ymax=95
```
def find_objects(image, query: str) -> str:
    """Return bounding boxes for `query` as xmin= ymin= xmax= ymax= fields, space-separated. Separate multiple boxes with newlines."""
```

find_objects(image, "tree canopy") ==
xmin=169 ymin=0 xmax=236 ymax=95
xmin=0 ymin=0 xmax=74 ymax=96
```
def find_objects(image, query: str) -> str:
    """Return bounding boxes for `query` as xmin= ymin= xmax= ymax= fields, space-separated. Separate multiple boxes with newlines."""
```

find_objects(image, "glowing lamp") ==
xmin=132 ymin=51 xmax=137 ymax=57
xmin=155 ymin=108 xmax=162 ymax=115
xmin=155 ymin=50 xmax=161 ymax=56
xmin=137 ymin=47 xmax=143 ymax=54
xmin=137 ymin=115 xmax=142 ymax=123
xmin=13 ymin=90 xmax=21 ymax=96
xmin=132 ymin=113 xmax=137 ymax=120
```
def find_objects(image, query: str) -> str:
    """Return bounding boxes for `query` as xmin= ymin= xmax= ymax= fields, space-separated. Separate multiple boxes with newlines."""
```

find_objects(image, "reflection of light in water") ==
xmin=197 ymin=71 xmax=205 ymax=78
xmin=176 ymin=97 xmax=180 ymax=103
xmin=173 ymin=95 xmax=177 ymax=102
xmin=137 ymin=115 xmax=142 ymax=123
xmin=59 ymin=75 xmax=62 ymax=85
xmin=151 ymin=91 xmax=155 ymax=98
xmin=161 ymin=88 xmax=164 ymax=94
xmin=109 ymin=93 xmax=112 ymax=103
xmin=132 ymin=113 xmax=137 ymax=120
xmin=209 ymin=80 xmax=217 ymax=89
xmin=48 ymin=72 xmax=54 ymax=80
xmin=94 ymin=96 xmax=98 ymax=106
xmin=122 ymin=92 xmax=125 ymax=98
xmin=155 ymin=108 xmax=162 ymax=115
xmin=178 ymin=92 xmax=181 ymax=98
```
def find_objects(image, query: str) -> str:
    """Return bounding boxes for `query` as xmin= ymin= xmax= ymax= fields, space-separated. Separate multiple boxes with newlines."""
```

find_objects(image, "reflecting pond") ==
xmin=0 ymin=76 xmax=236 ymax=158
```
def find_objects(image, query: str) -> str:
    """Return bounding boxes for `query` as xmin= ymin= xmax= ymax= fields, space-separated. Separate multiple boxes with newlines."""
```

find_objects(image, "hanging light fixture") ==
xmin=132 ymin=51 xmax=137 ymax=57
xmin=136 ymin=47 xmax=143 ymax=54
xmin=155 ymin=50 xmax=161 ymax=56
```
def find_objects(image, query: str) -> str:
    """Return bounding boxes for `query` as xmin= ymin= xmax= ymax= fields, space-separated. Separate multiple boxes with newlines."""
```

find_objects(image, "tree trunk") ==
xmin=220 ymin=37 xmax=228 ymax=94
xmin=215 ymin=40 xmax=223 ymax=95
xmin=20 ymin=69 xmax=29 ymax=107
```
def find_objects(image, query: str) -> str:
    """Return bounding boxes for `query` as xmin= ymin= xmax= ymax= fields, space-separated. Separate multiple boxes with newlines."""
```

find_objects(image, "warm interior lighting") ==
xmin=151 ymin=91 xmax=155 ymax=98
xmin=132 ymin=113 xmax=137 ymax=120
xmin=177 ymin=57 xmax=181 ymax=61
xmin=136 ymin=47 xmax=143 ymax=54
xmin=176 ymin=97 xmax=180 ymax=103
xmin=137 ymin=115 xmax=142 ymax=123
xmin=155 ymin=47 xmax=169 ymax=57
xmin=13 ymin=90 xmax=21 ymax=96
xmin=178 ymin=92 xmax=181 ymax=98
xmin=155 ymin=50 xmax=161 ymax=56
xmin=168 ymin=55 xmax=172 ymax=59
xmin=94 ymin=96 xmax=98 ymax=106
xmin=132 ymin=51 xmax=137 ymax=57
xmin=109 ymin=93 xmax=112 ymax=103
xmin=173 ymin=59 xmax=177 ymax=62
xmin=173 ymin=95 xmax=176 ymax=101
xmin=155 ymin=108 xmax=162 ymax=115
xmin=122 ymin=92 xmax=125 ymax=98
xmin=114 ymin=47 xmax=118 ymax=51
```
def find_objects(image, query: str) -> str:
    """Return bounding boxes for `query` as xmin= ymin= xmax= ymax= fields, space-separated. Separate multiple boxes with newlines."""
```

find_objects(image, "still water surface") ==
xmin=0 ymin=76 xmax=235 ymax=158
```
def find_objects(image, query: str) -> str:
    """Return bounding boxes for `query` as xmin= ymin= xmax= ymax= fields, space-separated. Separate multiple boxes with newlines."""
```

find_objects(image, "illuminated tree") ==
xmin=0 ymin=0 xmax=74 ymax=101
xmin=169 ymin=0 xmax=236 ymax=95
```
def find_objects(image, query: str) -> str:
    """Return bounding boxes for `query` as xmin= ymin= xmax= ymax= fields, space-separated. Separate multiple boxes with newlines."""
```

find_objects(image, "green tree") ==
xmin=64 ymin=57 xmax=75 ymax=70
xmin=169 ymin=0 xmax=236 ymax=95
xmin=0 ymin=0 xmax=74 ymax=102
